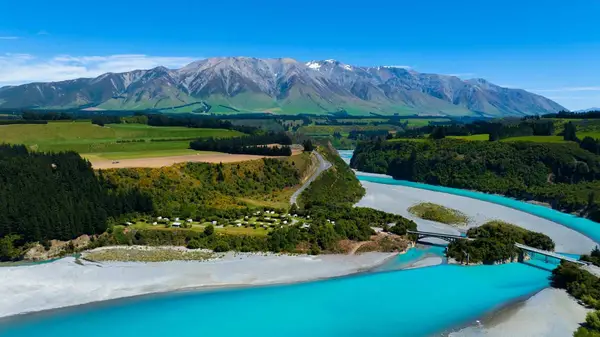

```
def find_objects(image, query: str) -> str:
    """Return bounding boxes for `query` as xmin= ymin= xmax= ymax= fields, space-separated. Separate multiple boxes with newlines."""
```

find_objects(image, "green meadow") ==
xmin=0 ymin=122 xmax=243 ymax=155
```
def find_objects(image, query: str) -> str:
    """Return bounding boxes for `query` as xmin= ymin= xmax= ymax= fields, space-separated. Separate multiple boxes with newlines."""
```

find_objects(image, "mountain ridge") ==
xmin=0 ymin=57 xmax=565 ymax=116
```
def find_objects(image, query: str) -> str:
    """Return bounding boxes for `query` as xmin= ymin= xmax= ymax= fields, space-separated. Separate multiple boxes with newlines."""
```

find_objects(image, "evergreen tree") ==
xmin=564 ymin=121 xmax=579 ymax=142
xmin=302 ymin=139 xmax=314 ymax=152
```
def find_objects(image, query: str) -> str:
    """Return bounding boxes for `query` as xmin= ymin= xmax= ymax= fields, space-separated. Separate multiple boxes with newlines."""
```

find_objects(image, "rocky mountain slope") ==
xmin=0 ymin=57 xmax=565 ymax=116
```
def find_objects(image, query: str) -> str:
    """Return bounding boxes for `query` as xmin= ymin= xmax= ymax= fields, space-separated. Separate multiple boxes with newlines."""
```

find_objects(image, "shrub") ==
xmin=204 ymin=225 xmax=215 ymax=236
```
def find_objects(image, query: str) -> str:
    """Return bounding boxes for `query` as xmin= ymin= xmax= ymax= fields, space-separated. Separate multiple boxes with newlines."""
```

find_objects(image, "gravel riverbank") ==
xmin=356 ymin=178 xmax=596 ymax=254
xmin=0 ymin=251 xmax=394 ymax=318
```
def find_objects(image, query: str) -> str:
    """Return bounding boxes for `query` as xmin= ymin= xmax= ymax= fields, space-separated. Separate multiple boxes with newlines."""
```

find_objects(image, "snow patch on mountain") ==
xmin=306 ymin=61 xmax=321 ymax=70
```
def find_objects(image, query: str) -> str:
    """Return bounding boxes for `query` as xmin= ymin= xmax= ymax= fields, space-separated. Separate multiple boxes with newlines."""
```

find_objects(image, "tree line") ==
xmin=544 ymin=110 xmax=600 ymax=119
xmin=91 ymin=115 xmax=122 ymax=126
xmin=424 ymin=119 xmax=555 ymax=140
xmin=189 ymin=132 xmax=293 ymax=156
xmin=146 ymin=114 xmax=258 ymax=134
xmin=22 ymin=111 xmax=73 ymax=121
xmin=551 ymin=260 xmax=600 ymax=336
xmin=351 ymin=139 xmax=600 ymax=220
xmin=0 ymin=144 xmax=152 ymax=261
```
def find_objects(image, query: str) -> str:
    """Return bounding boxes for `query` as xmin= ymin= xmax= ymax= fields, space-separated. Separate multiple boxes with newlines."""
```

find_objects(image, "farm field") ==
xmin=387 ymin=138 xmax=428 ymax=143
xmin=501 ymin=135 xmax=566 ymax=143
xmin=82 ymin=149 xmax=207 ymax=161
xmin=0 ymin=122 xmax=243 ymax=154
xmin=400 ymin=118 xmax=452 ymax=127
xmin=299 ymin=124 xmax=401 ymax=136
xmin=579 ymin=132 xmax=600 ymax=139
xmin=87 ymin=152 xmax=297 ymax=169
xmin=447 ymin=134 xmax=490 ymax=141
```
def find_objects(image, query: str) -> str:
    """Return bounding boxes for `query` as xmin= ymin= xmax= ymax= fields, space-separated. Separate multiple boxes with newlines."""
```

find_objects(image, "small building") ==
xmin=172 ymin=222 xmax=181 ymax=227
xmin=152 ymin=222 xmax=158 ymax=226
xmin=293 ymin=214 xmax=297 ymax=217
xmin=301 ymin=224 xmax=310 ymax=229
xmin=164 ymin=218 xmax=170 ymax=222
xmin=157 ymin=216 xmax=163 ymax=220
xmin=187 ymin=219 xmax=193 ymax=223
xmin=306 ymin=216 xmax=310 ymax=219
xmin=236 ymin=223 xmax=242 ymax=227
xmin=331 ymin=221 xmax=335 ymax=224
xmin=125 ymin=221 xmax=132 ymax=226
xmin=175 ymin=217 xmax=180 ymax=221
xmin=283 ymin=221 xmax=288 ymax=224
xmin=212 ymin=220 xmax=217 ymax=225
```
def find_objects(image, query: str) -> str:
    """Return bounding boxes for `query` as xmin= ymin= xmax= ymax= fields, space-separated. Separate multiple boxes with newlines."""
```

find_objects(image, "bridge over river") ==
xmin=407 ymin=230 xmax=588 ymax=266
xmin=407 ymin=230 xmax=474 ymax=243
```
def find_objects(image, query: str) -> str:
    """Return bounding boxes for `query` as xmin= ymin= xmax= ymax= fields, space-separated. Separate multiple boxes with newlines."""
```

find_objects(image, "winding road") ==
xmin=290 ymin=151 xmax=332 ymax=206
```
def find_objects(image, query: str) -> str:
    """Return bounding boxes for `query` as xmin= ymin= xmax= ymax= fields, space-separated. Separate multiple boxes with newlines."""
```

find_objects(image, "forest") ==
xmin=447 ymin=221 xmax=554 ymax=264
xmin=292 ymin=145 xmax=417 ymax=253
xmin=407 ymin=118 xmax=555 ymax=140
xmin=351 ymin=139 xmax=600 ymax=220
xmin=0 ymin=144 xmax=152 ymax=261
xmin=189 ymin=132 xmax=293 ymax=156
xmin=551 ymin=261 xmax=600 ymax=336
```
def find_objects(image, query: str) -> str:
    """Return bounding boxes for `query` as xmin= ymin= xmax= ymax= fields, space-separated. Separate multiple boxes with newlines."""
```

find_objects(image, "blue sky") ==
xmin=1 ymin=0 xmax=599 ymax=110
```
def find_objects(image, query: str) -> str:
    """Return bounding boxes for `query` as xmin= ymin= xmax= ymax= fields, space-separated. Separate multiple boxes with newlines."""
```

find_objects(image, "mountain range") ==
xmin=0 ymin=57 xmax=565 ymax=116
xmin=576 ymin=108 xmax=600 ymax=113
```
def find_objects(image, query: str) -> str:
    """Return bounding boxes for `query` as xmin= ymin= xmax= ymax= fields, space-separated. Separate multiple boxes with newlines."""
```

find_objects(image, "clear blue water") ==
xmin=0 ymin=150 xmax=591 ymax=337
xmin=0 ymin=264 xmax=551 ymax=337
xmin=374 ymin=245 xmax=447 ymax=271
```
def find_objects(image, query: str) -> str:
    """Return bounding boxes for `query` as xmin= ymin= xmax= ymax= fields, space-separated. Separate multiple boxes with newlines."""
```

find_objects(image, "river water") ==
xmin=0 ymin=151 xmax=597 ymax=337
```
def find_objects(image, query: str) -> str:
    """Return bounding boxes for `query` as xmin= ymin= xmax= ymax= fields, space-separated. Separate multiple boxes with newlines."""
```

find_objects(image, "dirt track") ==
xmin=91 ymin=151 xmax=300 ymax=169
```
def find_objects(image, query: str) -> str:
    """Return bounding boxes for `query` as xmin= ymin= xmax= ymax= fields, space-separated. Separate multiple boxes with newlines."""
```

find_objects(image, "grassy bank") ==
xmin=408 ymin=202 xmax=469 ymax=226
xmin=84 ymin=247 xmax=216 ymax=262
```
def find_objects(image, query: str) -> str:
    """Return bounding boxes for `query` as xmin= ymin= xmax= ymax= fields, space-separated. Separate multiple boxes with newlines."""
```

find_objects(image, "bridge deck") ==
xmin=407 ymin=230 xmax=474 ymax=241
xmin=515 ymin=243 xmax=587 ymax=265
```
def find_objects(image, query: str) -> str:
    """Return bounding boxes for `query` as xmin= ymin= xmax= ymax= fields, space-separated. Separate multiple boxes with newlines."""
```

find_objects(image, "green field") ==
xmin=83 ymin=149 xmax=213 ymax=161
xmin=448 ymin=134 xmax=490 ymax=141
xmin=387 ymin=138 xmax=428 ymax=143
xmin=579 ymin=132 xmax=600 ymax=140
xmin=401 ymin=118 xmax=452 ymax=127
xmin=0 ymin=122 xmax=243 ymax=154
xmin=298 ymin=124 xmax=401 ymax=136
xmin=501 ymin=135 xmax=566 ymax=143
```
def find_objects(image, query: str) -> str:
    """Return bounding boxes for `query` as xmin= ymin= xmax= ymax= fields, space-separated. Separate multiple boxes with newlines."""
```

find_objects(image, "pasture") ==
xmin=448 ymin=134 xmax=490 ymax=141
xmin=0 ymin=121 xmax=243 ymax=155
xmin=501 ymin=135 xmax=565 ymax=143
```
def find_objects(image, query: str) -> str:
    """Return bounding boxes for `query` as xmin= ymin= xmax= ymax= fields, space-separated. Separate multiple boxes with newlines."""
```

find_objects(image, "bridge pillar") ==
xmin=518 ymin=250 xmax=525 ymax=263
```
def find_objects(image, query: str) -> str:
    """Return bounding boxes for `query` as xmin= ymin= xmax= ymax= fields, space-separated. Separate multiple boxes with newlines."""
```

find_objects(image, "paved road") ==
xmin=290 ymin=151 xmax=332 ymax=206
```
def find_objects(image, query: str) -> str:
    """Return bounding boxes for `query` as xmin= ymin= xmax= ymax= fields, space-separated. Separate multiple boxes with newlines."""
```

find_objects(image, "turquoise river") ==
xmin=0 ymin=151 xmax=598 ymax=337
